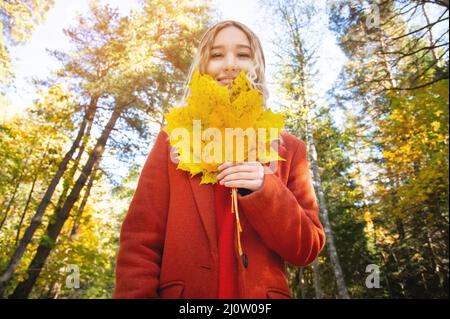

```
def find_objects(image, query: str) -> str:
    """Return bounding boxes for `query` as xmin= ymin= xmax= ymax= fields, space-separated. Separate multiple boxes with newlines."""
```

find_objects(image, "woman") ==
xmin=113 ymin=20 xmax=326 ymax=299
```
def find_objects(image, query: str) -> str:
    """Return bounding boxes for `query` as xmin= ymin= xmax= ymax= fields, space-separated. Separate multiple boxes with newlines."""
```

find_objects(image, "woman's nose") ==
xmin=223 ymin=55 xmax=238 ymax=71
xmin=223 ymin=64 xmax=239 ymax=75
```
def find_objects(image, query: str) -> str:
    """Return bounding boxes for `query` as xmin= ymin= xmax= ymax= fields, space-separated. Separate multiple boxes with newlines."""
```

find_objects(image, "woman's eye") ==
xmin=211 ymin=53 xmax=250 ymax=58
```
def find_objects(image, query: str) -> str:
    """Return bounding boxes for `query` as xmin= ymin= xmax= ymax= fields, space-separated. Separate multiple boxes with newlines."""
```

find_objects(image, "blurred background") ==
xmin=0 ymin=0 xmax=448 ymax=298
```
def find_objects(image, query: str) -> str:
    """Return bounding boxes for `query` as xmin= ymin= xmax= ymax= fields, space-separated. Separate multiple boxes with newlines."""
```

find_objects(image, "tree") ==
xmin=260 ymin=0 xmax=350 ymax=298
xmin=0 ymin=0 xmax=55 ymax=85
xmin=329 ymin=0 xmax=449 ymax=297
xmin=1 ymin=0 xmax=213 ymax=298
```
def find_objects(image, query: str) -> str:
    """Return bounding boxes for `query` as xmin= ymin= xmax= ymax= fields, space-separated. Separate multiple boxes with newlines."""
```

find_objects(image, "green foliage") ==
xmin=328 ymin=0 xmax=449 ymax=298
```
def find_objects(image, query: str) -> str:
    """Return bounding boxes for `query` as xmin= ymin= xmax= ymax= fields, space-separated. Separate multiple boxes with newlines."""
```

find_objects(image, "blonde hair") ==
xmin=180 ymin=20 xmax=269 ymax=107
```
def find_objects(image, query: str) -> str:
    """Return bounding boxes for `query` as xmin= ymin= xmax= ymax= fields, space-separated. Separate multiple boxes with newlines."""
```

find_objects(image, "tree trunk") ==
xmin=0 ymin=97 xmax=97 ymax=297
xmin=311 ymin=259 xmax=322 ymax=299
xmin=379 ymin=34 xmax=397 ymax=89
xmin=298 ymin=268 xmax=307 ymax=299
xmin=9 ymin=104 xmax=124 ymax=299
xmin=15 ymin=173 xmax=39 ymax=247
xmin=15 ymin=141 xmax=53 ymax=246
xmin=421 ymin=3 xmax=439 ymax=65
xmin=70 ymin=161 xmax=99 ymax=239
xmin=53 ymin=107 xmax=95 ymax=232
xmin=307 ymin=112 xmax=350 ymax=299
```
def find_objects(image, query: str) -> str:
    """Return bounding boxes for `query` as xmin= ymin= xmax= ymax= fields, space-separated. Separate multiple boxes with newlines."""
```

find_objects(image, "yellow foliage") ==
xmin=375 ymin=226 xmax=399 ymax=245
xmin=163 ymin=69 xmax=285 ymax=184
xmin=431 ymin=121 xmax=440 ymax=132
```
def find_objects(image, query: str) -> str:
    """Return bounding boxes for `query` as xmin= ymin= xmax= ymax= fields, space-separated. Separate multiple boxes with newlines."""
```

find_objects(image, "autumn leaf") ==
xmin=163 ymin=69 xmax=285 ymax=184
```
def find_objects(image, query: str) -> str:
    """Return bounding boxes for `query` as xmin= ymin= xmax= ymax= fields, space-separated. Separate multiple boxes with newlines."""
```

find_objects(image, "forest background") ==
xmin=0 ymin=0 xmax=448 ymax=298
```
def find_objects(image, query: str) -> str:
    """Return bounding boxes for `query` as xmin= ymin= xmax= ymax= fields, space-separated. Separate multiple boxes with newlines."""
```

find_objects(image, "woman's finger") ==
xmin=220 ymin=172 xmax=257 ymax=184
xmin=217 ymin=163 xmax=258 ymax=180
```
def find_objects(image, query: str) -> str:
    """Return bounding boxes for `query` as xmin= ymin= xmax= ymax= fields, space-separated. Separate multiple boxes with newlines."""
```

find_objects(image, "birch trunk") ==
xmin=306 ymin=111 xmax=350 ymax=299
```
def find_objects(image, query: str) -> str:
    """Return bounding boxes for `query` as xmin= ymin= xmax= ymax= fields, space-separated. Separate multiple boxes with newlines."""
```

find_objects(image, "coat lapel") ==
xmin=189 ymin=175 xmax=218 ymax=258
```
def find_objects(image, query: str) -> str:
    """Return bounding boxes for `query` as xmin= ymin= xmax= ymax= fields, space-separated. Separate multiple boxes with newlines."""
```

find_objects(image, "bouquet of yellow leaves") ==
xmin=163 ymin=69 xmax=285 ymax=183
xmin=163 ymin=69 xmax=284 ymax=267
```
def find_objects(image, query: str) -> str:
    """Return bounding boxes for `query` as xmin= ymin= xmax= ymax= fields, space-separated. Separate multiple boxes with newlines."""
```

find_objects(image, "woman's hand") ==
xmin=216 ymin=161 xmax=265 ymax=192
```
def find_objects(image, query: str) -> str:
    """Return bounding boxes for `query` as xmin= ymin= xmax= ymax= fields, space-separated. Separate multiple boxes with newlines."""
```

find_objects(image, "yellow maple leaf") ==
xmin=163 ymin=69 xmax=285 ymax=184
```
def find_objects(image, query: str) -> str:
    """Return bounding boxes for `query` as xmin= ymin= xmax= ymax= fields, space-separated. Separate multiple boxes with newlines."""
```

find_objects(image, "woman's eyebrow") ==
xmin=211 ymin=44 xmax=251 ymax=50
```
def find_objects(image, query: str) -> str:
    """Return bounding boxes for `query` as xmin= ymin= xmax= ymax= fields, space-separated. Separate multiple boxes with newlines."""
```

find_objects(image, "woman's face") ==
xmin=205 ymin=26 xmax=253 ymax=87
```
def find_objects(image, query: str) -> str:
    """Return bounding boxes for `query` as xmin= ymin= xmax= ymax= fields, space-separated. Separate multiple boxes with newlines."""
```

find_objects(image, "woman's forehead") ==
xmin=212 ymin=26 xmax=251 ymax=48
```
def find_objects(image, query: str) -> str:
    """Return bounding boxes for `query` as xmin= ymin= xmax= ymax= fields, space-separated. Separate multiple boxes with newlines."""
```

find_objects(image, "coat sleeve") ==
xmin=113 ymin=131 xmax=169 ymax=298
xmin=238 ymin=139 xmax=326 ymax=267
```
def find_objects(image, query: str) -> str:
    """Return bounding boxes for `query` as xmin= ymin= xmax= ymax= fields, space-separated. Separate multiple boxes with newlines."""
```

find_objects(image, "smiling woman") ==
xmin=206 ymin=27 xmax=253 ymax=86
xmin=182 ymin=20 xmax=269 ymax=106
xmin=113 ymin=20 xmax=326 ymax=299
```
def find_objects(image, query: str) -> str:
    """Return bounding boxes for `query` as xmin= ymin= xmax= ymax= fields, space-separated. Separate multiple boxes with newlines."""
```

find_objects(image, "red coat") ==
xmin=113 ymin=130 xmax=326 ymax=299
